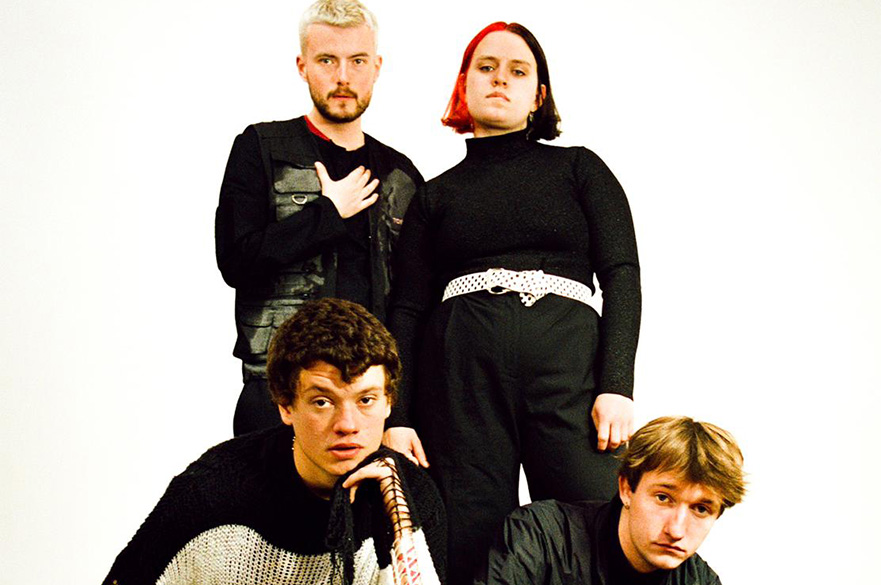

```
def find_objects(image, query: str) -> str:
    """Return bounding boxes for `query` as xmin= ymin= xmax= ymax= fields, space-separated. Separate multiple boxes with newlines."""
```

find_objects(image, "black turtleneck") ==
xmin=388 ymin=130 xmax=640 ymax=427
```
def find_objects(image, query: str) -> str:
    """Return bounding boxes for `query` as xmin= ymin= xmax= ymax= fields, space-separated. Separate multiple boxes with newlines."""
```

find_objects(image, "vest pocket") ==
xmin=233 ymin=304 xmax=277 ymax=362
xmin=272 ymin=163 xmax=321 ymax=221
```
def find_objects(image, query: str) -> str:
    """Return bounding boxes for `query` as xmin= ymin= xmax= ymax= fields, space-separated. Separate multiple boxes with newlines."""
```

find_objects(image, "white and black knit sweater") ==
xmin=102 ymin=425 xmax=446 ymax=585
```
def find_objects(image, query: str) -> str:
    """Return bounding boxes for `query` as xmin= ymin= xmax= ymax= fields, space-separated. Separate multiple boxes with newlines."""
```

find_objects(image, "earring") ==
xmin=527 ymin=111 xmax=534 ymax=125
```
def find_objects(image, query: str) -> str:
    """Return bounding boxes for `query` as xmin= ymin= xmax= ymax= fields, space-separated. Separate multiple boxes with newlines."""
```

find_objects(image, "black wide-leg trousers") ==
xmin=415 ymin=292 xmax=620 ymax=585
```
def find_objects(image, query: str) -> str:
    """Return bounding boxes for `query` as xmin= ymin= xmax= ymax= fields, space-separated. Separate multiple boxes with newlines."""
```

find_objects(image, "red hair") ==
xmin=441 ymin=21 xmax=508 ymax=134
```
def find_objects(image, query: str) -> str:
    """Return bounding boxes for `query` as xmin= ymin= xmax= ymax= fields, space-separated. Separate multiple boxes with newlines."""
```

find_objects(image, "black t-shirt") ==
xmin=311 ymin=132 xmax=372 ymax=309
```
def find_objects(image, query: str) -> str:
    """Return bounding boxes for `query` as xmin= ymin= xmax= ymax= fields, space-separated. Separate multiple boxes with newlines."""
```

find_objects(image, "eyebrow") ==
xmin=314 ymin=51 xmax=371 ymax=59
xmin=651 ymin=483 xmax=721 ymax=506
xmin=300 ymin=385 xmax=384 ymax=397
xmin=474 ymin=55 xmax=532 ymax=64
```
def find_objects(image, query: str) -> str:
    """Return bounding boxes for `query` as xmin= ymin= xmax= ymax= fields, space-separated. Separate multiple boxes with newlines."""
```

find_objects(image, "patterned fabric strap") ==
xmin=441 ymin=269 xmax=593 ymax=307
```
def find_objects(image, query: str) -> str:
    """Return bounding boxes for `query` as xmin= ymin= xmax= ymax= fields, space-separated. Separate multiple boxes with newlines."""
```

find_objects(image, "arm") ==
xmin=214 ymin=126 xmax=352 ymax=289
xmin=102 ymin=467 xmax=210 ymax=585
xmin=385 ymin=189 xmax=437 ymax=458
xmin=343 ymin=456 xmax=445 ymax=584
xmin=576 ymin=148 xmax=641 ymax=450
xmin=473 ymin=506 xmax=552 ymax=585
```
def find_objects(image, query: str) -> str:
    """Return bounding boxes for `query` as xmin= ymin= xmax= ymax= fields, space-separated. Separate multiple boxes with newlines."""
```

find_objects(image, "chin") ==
xmin=649 ymin=555 xmax=687 ymax=571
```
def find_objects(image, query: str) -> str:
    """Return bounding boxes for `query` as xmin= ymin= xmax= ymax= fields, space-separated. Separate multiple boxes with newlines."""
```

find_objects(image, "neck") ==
xmin=473 ymin=121 xmax=528 ymax=139
xmin=618 ymin=506 xmax=655 ymax=574
xmin=306 ymin=109 xmax=365 ymax=150
xmin=292 ymin=439 xmax=334 ymax=500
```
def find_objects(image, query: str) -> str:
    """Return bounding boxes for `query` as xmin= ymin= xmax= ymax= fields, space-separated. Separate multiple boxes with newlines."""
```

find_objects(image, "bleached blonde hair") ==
xmin=299 ymin=0 xmax=378 ymax=53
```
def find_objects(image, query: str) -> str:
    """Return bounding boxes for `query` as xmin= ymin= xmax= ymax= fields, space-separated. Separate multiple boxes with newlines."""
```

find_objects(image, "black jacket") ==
xmin=474 ymin=498 xmax=720 ymax=585
xmin=215 ymin=117 xmax=421 ymax=379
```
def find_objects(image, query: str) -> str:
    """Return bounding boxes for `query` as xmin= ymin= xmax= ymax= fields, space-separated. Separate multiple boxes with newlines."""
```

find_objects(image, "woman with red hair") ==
xmin=386 ymin=22 xmax=641 ymax=583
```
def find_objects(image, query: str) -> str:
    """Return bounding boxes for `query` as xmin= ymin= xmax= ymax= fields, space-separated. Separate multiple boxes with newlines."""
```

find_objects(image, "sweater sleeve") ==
xmin=576 ymin=148 xmax=641 ymax=398
xmin=402 ymin=459 xmax=447 ymax=584
xmin=214 ymin=125 xmax=348 ymax=289
xmin=101 ymin=464 xmax=213 ymax=585
xmin=387 ymin=187 xmax=437 ymax=427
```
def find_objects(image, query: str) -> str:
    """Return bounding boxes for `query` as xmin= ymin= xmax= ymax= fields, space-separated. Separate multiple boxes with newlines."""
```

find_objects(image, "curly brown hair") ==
xmin=266 ymin=298 xmax=401 ymax=407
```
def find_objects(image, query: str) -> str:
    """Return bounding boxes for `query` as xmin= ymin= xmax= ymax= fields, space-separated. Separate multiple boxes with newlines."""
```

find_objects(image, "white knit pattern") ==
xmin=442 ymin=269 xmax=593 ymax=307
xmin=154 ymin=524 xmax=439 ymax=585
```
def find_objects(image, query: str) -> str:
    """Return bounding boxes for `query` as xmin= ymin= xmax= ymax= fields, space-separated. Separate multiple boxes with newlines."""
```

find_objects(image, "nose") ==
xmin=336 ymin=61 xmax=350 ymax=85
xmin=333 ymin=403 xmax=358 ymax=435
xmin=664 ymin=507 xmax=688 ymax=540
xmin=492 ymin=70 xmax=508 ymax=87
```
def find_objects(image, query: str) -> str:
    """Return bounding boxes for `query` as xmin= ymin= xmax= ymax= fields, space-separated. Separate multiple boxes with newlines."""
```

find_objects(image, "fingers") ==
xmin=346 ymin=165 xmax=371 ymax=187
xmin=314 ymin=161 xmax=330 ymax=186
xmin=342 ymin=459 xmax=394 ymax=503
xmin=359 ymin=191 xmax=379 ymax=211
xmin=596 ymin=424 xmax=610 ymax=451
xmin=361 ymin=177 xmax=379 ymax=198
xmin=607 ymin=423 xmax=622 ymax=451
xmin=412 ymin=437 xmax=429 ymax=468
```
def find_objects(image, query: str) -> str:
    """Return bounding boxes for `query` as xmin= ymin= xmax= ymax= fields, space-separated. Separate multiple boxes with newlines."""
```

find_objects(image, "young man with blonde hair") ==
xmin=475 ymin=416 xmax=746 ymax=585
xmin=216 ymin=0 xmax=422 ymax=436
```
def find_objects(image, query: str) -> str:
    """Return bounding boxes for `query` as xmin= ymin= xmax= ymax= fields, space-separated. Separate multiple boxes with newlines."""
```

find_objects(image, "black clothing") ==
xmin=102 ymin=425 xmax=446 ymax=585
xmin=474 ymin=498 xmax=720 ymax=585
xmin=390 ymin=129 xmax=640 ymax=426
xmin=417 ymin=292 xmax=621 ymax=585
xmin=215 ymin=117 xmax=421 ymax=434
xmin=388 ymin=130 xmax=640 ymax=584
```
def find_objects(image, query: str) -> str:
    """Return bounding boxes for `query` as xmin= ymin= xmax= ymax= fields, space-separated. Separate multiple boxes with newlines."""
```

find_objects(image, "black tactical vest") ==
xmin=234 ymin=118 xmax=418 ymax=380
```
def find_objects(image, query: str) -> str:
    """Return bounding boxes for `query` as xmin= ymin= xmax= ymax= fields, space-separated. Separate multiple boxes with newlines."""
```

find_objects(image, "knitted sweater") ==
xmin=102 ymin=425 xmax=446 ymax=585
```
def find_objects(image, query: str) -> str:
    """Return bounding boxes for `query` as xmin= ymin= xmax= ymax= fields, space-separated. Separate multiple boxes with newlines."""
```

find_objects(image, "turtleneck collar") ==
xmin=464 ymin=128 xmax=534 ymax=162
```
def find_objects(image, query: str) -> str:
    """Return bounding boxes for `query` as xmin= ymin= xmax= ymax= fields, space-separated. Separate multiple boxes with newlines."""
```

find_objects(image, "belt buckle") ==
xmin=485 ymin=268 xmax=510 ymax=295
xmin=519 ymin=270 xmax=547 ymax=306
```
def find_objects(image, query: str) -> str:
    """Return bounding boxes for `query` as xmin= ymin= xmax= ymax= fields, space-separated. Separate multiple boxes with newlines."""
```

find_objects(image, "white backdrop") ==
xmin=1 ymin=1 xmax=879 ymax=583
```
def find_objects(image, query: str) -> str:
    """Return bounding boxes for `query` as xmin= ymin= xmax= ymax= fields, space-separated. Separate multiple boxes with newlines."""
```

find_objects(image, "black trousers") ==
xmin=233 ymin=378 xmax=280 ymax=436
xmin=415 ymin=292 xmax=620 ymax=585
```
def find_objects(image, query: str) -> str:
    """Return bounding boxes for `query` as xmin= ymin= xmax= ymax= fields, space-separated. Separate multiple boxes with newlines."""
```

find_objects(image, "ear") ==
xmin=532 ymin=83 xmax=547 ymax=112
xmin=457 ymin=73 xmax=468 ymax=99
xmin=278 ymin=403 xmax=295 ymax=426
xmin=618 ymin=475 xmax=633 ymax=508
xmin=374 ymin=54 xmax=383 ymax=79
xmin=296 ymin=55 xmax=307 ymax=81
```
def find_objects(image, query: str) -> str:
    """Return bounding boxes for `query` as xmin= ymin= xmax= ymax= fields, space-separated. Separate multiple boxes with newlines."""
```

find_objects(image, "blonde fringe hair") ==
xmin=619 ymin=416 xmax=747 ymax=512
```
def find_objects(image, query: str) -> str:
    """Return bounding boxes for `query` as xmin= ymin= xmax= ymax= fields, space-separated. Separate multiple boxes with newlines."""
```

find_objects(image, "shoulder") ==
xmin=365 ymin=134 xmax=423 ymax=183
xmin=509 ymin=498 xmax=604 ymax=534
xmin=251 ymin=117 xmax=308 ymax=139
xmin=675 ymin=552 xmax=721 ymax=584
xmin=395 ymin=455 xmax=444 ymax=519
xmin=177 ymin=426 xmax=286 ymax=489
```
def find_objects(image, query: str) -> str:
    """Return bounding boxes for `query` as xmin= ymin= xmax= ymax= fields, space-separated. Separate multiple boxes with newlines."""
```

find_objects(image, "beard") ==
xmin=310 ymin=86 xmax=372 ymax=123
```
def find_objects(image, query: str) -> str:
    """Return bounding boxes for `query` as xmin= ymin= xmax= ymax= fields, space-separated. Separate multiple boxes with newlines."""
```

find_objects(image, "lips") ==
xmin=486 ymin=91 xmax=509 ymax=101
xmin=328 ymin=443 xmax=363 ymax=460
xmin=330 ymin=91 xmax=357 ymax=100
xmin=654 ymin=543 xmax=687 ymax=555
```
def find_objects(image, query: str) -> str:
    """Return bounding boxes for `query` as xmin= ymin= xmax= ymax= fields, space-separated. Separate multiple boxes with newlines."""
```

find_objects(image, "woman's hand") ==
xmin=382 ymin=427 xmax=429 ymax=468
xmin=591 ymin=394 xmax=634 ymax=451
xmin=314 ymin=161 xmax=380 ymax=218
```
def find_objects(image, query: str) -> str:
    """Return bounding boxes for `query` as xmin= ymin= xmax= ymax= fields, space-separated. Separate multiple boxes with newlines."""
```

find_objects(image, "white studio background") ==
xmin=1 ymin=1 xmax=879 ymax=583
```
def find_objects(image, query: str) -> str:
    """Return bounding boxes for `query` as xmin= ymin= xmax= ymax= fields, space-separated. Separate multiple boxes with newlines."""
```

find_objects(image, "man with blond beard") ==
xmin=215 ymin=0 xmax=421 ymax=435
